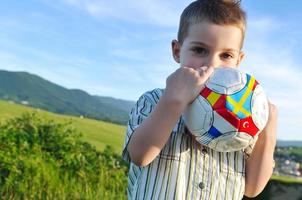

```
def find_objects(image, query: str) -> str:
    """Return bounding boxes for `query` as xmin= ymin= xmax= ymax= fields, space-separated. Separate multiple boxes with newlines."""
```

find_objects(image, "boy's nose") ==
xmin=204 ymin=55 xmax=220 ymax=68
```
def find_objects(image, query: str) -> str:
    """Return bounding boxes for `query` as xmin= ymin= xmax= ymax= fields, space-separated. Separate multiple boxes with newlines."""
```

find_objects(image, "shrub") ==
xmin=0 ymin=112 xmax=128 ymax=199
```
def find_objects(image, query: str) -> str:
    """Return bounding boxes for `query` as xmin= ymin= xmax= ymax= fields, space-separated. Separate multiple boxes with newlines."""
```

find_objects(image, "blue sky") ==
xmin=1 ymin=0 xmax=302 ymax=140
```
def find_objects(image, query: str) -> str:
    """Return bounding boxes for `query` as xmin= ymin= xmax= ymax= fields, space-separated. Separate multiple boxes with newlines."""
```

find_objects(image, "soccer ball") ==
xmin=183 ymin=67 xmax=269 ymax=152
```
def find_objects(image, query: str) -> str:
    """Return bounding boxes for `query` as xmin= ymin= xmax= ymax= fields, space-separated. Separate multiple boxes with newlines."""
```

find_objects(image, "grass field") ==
xmin=0 ymin=100 xmax=126 ymax=153
xmin=271 ymin=175 xmax=302 ymax=184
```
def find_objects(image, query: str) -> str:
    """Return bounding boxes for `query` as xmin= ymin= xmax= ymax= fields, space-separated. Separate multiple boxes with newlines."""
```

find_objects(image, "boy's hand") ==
xmin=258 ymin=102 xmax=278 ymax=142
xmin=163 ymin=66 xmax=214 ymax=107
xmin=128 ymin=66 xmax=213 ymax=167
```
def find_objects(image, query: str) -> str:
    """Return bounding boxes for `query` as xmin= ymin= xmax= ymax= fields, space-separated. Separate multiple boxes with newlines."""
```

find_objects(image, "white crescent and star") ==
xmin=243 ymin=121 xmax=249 ymax=128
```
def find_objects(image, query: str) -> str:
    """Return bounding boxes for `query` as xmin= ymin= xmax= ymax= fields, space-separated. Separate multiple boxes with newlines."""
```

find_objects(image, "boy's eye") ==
xmin=221 ymin=53 xmax=233 ymax=59
xmin=192 ymin=47 xmax=208 ymax=55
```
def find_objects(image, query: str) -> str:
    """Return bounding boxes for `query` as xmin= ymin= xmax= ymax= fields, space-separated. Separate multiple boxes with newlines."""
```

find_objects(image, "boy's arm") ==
xmin=127 ymin=66 xmax=214 ymax=167
xmin=127 ymin=94 xmax=186 ymax=166
xmin=244 ymin=102 xmax=278 ymax=198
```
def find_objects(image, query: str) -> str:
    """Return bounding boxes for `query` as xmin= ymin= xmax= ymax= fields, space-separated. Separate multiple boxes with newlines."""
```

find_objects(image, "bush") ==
xmin=0 ymin=112 xmax=128 ymax=199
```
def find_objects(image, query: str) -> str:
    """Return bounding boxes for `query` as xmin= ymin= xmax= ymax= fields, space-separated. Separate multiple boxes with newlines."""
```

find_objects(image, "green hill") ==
xmin=0 ymin=69 xmax=135 ymax=124
xmin=0 ymin=100 xmax=126 ymax=153
xmin=277 ymin=140 xmax=302 ymax=147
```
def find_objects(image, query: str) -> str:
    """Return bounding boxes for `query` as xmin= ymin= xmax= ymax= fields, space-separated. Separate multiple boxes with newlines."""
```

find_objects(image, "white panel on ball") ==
xmin=212 ymin=111 xmax=238 ymax=133
xmin=183 ymin=96 xmax=213 ymax=135
xmin=208 ymin=132 xmax=253 ymax=152
xmin=206 ymin=67 xmax=247 ymax=95
xmin=251 ymin=85 xmax=269 ymax=131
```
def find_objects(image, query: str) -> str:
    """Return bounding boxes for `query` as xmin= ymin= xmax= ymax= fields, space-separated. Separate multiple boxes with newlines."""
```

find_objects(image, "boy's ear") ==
xmin=171 ymin=39 xmax=180 ymax=63
xmin=236 ymin=51 xmax=245 ymax=67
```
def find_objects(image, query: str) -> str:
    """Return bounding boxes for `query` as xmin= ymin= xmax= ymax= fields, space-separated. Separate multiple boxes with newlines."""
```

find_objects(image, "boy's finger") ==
xmin=196 ymin=66 xmax=208 ymax=75
xmin=203 ymin=65 xmax=214 ymax=76
xmin=196 ymin=66 xmax=214 ymax=86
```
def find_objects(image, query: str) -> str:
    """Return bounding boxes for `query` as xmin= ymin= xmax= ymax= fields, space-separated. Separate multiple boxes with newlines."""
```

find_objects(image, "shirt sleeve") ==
xmin=122 ymin=91 xmax=158 ymax=163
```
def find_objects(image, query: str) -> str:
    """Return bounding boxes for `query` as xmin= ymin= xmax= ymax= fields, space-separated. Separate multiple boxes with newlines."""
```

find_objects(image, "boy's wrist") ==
xmin=257 ymin=123 xmax=277 ymax=148
xmin=161 ymin=92 xmax=188 ymax=112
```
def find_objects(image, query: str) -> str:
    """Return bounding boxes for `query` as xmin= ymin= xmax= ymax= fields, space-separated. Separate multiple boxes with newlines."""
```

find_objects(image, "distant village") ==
xmin=274 ymin=147 xmax=302 ymax=179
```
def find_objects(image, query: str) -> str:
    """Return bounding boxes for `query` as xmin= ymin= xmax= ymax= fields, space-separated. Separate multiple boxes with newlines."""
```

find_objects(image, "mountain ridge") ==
xmin=0 ymin=69 xmax=135 ymax=124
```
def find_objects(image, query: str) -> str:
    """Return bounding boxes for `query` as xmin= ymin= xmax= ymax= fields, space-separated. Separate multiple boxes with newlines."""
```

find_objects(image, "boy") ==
xmin=122 ymin=0 xmax=277 ymax=199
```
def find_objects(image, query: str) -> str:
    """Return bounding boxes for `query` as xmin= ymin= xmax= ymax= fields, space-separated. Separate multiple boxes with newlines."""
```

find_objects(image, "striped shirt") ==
xmin=122 ymin=88 xmax=250 ymax=200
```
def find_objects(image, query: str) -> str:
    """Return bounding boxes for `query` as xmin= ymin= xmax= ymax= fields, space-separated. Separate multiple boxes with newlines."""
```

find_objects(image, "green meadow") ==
xmin=0 ymin=100 xmax=126 ymax=153
xmin=271 ymin=175 xmax=302 ymax=184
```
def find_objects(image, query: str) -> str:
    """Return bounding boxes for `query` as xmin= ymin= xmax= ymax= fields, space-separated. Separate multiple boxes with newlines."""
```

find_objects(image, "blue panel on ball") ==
xmin=209 ymin=126 xmax=222 ymax=138
xmin=236 ymin=111 xmax=246 ymax=119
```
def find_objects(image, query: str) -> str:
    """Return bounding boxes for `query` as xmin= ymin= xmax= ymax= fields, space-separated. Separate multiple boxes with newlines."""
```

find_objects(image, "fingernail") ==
xmin=200 ymin=66 xmax=208 ymax=70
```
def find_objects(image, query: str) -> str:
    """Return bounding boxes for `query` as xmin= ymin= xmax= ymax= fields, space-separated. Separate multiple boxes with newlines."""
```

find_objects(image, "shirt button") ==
xmin=199 ymin=182 xmax=205 ymax=190
xmin=202 ymin=147 xmax=207 ymax=154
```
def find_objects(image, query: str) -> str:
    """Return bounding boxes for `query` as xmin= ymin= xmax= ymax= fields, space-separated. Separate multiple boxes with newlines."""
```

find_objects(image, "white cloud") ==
xmin=59 ymin=0 xmax=190 ymax=27
xmin=247 ymin=17 xmax=283 ymax=34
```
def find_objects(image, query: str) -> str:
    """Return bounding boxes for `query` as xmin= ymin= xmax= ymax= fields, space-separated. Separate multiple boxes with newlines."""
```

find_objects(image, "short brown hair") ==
xmin=177 ymin=0 xmax=246 ymax=48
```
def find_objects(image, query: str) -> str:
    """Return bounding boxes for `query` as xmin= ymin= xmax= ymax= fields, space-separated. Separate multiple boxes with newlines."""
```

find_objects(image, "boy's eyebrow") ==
xmin=190 ymin=41 xmax=240 ymax=53
xmin=190 ymin=41 xmax=210 ymax=47
xmin=221 ymin=48 xmax=240 ymax=53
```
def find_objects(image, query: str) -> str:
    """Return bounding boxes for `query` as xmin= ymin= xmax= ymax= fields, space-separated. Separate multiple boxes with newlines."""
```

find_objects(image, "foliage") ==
xmin=0 ymin=112 xmax=128 ymax=199
xmin=275 ymin=146 xmax=302 ymax=164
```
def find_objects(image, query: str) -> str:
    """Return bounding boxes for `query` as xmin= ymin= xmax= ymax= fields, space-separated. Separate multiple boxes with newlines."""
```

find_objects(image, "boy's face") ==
xmin=172 ymin=20 xmax=244 ymax=69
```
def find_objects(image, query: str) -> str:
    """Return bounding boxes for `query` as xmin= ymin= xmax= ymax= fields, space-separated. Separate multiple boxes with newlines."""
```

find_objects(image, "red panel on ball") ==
xmin=238 ymin=116 xmax=259 ymax=136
